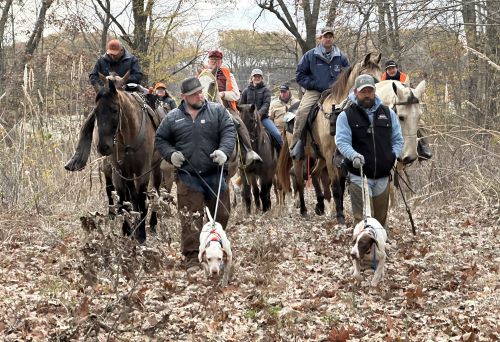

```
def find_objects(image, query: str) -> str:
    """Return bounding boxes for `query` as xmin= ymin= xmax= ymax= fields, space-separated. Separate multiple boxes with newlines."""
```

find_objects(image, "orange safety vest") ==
xmin=219 ymin=67 xmax=238 ymax=112
xmin=381 ymin=71 xmax=408 ymax=83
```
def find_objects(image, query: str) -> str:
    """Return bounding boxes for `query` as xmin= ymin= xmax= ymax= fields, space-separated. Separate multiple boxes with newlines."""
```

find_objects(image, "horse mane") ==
xmin=329 ymin=66 xmax=353 ymax=101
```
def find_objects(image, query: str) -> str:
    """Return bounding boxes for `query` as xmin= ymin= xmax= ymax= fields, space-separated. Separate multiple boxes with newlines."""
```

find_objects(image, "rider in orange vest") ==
xmin=380 ymin=60 xmax=409 ymax=85
xmin=381 ymin=60 xmax=432 ymax=159
xmin=203 ymin=50 xmax=262 ymax=166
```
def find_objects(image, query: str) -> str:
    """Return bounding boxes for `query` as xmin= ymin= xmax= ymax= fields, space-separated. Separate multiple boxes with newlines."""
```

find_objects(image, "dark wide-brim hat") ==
xmin=181 ymin=77 xmax=203 ymax=95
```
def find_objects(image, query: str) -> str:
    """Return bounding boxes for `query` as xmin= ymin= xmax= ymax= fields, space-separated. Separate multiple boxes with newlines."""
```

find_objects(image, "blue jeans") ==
xmin=261 ymin=117 xmax=283 ymax=146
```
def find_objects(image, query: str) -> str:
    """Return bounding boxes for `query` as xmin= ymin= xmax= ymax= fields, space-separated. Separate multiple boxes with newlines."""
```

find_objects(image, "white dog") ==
xmin=198 ymin=207 xmax=233 ymax=286
xmin=350 ymin=176 xmax=388 ymax=287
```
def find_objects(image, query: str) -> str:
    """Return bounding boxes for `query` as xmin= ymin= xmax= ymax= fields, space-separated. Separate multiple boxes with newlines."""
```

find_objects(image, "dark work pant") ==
xmin=349 ymin=180 xmax=390 ymax=228
xmin=176 ymin=175 xmax=230 ymax=259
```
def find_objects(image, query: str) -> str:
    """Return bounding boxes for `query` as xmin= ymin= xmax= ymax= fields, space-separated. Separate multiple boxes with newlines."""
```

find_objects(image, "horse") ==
xmin=238 ymin=104 xmax=278 ymax=213
xmin=94 ymin=73 xmax=163 ymax=244
xmin=277 ymin=103 xmax=332 ymax=215
xmin=277 ymin=53 xmax=382 ymax=220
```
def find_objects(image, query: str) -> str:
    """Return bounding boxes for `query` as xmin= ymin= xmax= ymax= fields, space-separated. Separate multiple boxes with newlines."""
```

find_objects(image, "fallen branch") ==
xmin=464 ymin=46 xmax=500 ymax=73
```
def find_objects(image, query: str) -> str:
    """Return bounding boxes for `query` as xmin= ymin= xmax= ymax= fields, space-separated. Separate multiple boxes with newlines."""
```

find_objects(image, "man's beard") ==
xmin=189 ymin=101 xmax=204 ymax=109
xmin=359 ymin=97 xmax=375 ymax=109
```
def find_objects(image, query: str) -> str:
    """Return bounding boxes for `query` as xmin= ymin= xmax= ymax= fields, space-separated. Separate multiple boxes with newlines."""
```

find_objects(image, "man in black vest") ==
xmin=335 ymin=75 xmax=404 ymax=228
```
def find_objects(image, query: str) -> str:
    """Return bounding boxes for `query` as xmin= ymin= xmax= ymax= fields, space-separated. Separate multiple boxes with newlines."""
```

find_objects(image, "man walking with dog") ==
xmin=335 ymin=74 xmax=403 ymax=228
xmin=155 ymin=76 xmax=236 ymax=272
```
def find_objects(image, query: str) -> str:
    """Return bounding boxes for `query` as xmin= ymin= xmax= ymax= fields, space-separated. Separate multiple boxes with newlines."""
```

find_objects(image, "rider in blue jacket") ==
xmin=291 ymin=27 xmax=349 ymax=158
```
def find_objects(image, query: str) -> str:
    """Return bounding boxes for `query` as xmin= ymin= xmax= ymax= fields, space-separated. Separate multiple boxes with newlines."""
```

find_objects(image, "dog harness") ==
xmin=205 ymin=229 xmax=223 ymax=248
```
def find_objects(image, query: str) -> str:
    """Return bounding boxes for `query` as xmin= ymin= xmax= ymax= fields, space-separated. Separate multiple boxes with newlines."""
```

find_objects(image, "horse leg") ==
xmin=242 ymin=178 xmax=252 ymax=215
xmin=332 ymin=166 xmax=346 ymax=225
xmin=321 ymin=168 xmax=332 ymax=217
xmin=311 ymin=174 xmax=325 ymax=216
xmin=293 ymin=159 xmax=308 ymax=217
xmin=134 ymin=182 xmax=148 ymax=244
xmin=101 ymin=159 xmax=115 ymax=217
xmin=260 ymin=181 xmax=272 ymax=212
xmin=149 ymin=165 xmax=162 ymax=234
xmin=252 ymin=178 xmax=261 ymax=211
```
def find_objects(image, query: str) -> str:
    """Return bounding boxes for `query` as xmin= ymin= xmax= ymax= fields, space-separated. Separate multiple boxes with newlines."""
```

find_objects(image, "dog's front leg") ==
xmin=221 ymin=255 xmax=232 ymax=287
xmin=352 ymin=258 xmax=363 ymax=282
xmin=371 ymin=252 xmax=386 ymax=287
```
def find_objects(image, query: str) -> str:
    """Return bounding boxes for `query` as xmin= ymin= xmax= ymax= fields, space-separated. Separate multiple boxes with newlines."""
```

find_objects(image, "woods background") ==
xmin=0 ymin=1 xmax=498 ymax=340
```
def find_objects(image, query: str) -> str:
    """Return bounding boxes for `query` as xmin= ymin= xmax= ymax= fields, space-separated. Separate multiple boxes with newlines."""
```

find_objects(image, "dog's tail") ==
xmin=205 ymin=206 xmax=214 ymax=223
xmin=362 ymin=175 xmax=372 ymax=218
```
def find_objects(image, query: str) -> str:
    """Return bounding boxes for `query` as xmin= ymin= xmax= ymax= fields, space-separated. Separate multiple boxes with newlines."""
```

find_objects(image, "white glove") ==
xmin=352 ymin=154 xmax=365 ymax=169
xmin=170 ymin=151 xmax=185 ymax=168
xmin=210 ymin=150 xmax=227 ymax=166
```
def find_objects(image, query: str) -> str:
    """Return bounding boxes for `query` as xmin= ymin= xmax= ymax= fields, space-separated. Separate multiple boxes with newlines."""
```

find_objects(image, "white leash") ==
xmin=212 ymin=165 xmax=225 ymax=223
xmin=360 ymin=164 xmax=368 ymax=226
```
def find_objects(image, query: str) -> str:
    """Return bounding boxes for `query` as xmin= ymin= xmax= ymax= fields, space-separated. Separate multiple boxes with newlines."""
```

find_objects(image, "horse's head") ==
xmin=330 ymin=53 xmax=382 ymax=103
xmin=237 ymin=104 xmax=259 ymax=137
xmin=352 ymin=53 xmax=382 ymax=83
xmin=95 ymin=77 xmax=122 ymax=156
xmin=379 ymin=80 xmax=426 ymax=164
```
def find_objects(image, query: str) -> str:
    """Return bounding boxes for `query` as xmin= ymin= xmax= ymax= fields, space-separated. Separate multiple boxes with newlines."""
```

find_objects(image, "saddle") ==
xmin=129 ymin=92 xmax=163 ymax=130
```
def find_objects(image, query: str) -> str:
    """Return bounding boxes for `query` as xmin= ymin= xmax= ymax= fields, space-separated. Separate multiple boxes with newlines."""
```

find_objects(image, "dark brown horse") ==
xmin=94 ymin=74 xmax=162 ymax=244
xmin=238 ymin=104 xmax=278 ymax=213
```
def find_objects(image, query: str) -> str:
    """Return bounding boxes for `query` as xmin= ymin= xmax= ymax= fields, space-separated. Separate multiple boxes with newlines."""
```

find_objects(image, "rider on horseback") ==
xmin=154 ymin=82 xmax=177 ymax=112
xmin=380 ymin=59 xmax=432 ymax=160
xmin=269 ymin=84 xmax=300 ymax=134
xmin=239 ymin=68 xmax=283 ymax=153
xmin=291 ymin=27 xmax=350 ymax=159
xmin=202 ymin=50 xmax=262 ymax=167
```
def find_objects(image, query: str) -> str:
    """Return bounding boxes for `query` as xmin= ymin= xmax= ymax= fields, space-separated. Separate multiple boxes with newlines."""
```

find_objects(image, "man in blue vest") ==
xmin=336 ymin=75 xmax=403 ymax=228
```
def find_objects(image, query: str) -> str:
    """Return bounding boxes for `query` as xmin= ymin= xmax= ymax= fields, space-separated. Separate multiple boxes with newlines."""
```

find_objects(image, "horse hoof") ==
xmin=300 ymin=211 xmax=309 ymax=219
xmin=337 ymin=216 xmax=346 ymax=225
xmin=315 ymin=203 xmax=325 ymax=216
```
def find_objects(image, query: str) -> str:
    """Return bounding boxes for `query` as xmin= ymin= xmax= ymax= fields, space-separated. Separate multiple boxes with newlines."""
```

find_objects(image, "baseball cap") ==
xmin=154 ymin=82 xmax=166 ymax=91
xmin=279 ymin=84 xmax=290 ymax=91
xmin=251 ymin=68 xmax=263 ymax=77
xmin=354 ymin=75 xmax=376 ymax=91
xmin=320 ymin=27 xmax=334 ymax=36
xmin=106 ymin=39 xmax=122 ymax=55
xmin=385 ymin=60 xmax=398 ymax=69
xmin=208 ymin=50 xmax=223 ymax=59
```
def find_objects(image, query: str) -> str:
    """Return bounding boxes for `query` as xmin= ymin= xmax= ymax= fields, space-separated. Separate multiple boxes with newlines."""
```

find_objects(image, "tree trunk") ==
xmin=376 ymin=0 xmax=389 ymax=59
xmin=0 ymin=0 xmax=13 ymax=92
xmin=461 ymin=0 xmax=479 ymax=122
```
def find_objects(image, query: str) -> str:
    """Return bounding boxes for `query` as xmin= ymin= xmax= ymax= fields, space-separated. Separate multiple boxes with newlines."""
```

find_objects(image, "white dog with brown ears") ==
xmin=198 ymin=207 xmax=233 ymax=286
xmin=350 ymin=175 xmax=388 ymax=287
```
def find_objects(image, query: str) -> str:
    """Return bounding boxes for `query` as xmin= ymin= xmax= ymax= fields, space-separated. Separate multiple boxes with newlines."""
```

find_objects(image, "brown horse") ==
xmin=277 ymin=53 xmax=382 ymax=220
xmin=238 ymin=104 xmax=278 ymax=213
xmin=94 ymin=74 xmax=162 ymax=244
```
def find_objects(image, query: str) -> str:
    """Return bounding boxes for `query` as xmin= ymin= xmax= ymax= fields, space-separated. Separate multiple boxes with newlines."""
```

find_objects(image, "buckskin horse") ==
xmin=93 ymin=73 xmax=162 ymax=244
xmin=238 ymin=103 xmax=278 ymax=213
xmin=277 ymin=53 xmax=382 ymax=221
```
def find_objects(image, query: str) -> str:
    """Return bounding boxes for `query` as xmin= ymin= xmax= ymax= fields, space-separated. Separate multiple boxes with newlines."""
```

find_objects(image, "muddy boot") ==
xmin=64 ymin=112 xmax=96 ymax=171
xmin=417 ymin=129 xmax=432 ymax=160
xmin=232 ymin=115 xmax=262 ymax=166
xmin=290 ymin=140 xmax=305 ymax=160
xmin=332 ymin=148 xmax=344 ymax=168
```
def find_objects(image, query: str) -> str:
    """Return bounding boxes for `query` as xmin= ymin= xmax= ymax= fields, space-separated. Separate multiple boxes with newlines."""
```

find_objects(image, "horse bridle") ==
xmin=114 ymin=96 xmax=148 ymax=155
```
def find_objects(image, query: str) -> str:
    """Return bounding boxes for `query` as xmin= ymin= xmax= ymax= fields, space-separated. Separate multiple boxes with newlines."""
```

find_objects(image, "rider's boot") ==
xmin=64 ymin=111 xmax=96 ymax=171
xmin=290 ymin=139 xmax=305 ymax=160
xmin=417 ymin=129 xmax=432 ymax=160
xmin=232 ymin=115 xmax=263 ymax=166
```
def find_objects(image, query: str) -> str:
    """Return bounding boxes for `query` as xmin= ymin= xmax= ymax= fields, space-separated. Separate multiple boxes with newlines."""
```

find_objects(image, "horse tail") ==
xmin=276 ymin=133 xmax=292 ymax=193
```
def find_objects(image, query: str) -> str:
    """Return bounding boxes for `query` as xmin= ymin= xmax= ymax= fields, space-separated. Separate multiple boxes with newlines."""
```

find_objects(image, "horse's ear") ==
xmin=392 ymin=81 xmax=398 ymax=95
xmin=375 ymin=53 xmax=382 ymax=64
xmin=122 ymin=70 xmax=130 ymax=85
xmin=363 ymin=53 xmax=372 ymax=66
xmin=413 ymin=80 xmax=426 ymax=100
xmin=99 ymin=72 xmax=107 ymax=84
